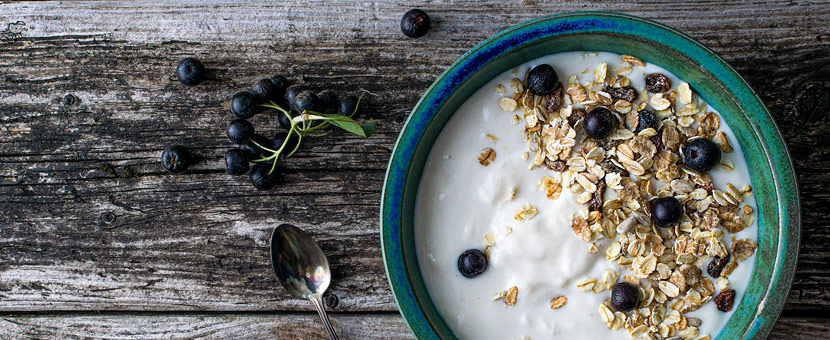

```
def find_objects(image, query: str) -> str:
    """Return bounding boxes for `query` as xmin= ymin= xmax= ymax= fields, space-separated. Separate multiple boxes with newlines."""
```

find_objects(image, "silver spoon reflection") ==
xmin=270 ymin=224 xmax=339 ymax=340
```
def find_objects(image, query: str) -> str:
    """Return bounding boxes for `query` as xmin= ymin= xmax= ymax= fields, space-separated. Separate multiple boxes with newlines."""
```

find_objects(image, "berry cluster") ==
xmin=161 ymin=57 xmax=375 ymax=191
xmin=224 ymin=76 xmax=372 ymax=190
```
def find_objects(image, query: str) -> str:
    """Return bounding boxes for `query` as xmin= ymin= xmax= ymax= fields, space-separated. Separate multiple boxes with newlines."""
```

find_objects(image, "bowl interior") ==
xmin=382 ymin=12 xmax=799 ymax=340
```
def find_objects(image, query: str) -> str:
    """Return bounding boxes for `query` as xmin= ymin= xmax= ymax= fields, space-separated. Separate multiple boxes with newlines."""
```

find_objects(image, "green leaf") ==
xmin=311 ymin=113 xmax=374 ymax=137
xmin=360 ymin=121 xmax=376 ymax=137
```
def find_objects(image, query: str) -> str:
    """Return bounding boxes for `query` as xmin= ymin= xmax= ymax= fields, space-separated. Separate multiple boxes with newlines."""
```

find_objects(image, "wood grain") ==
xmin=0 ymin=0 xmax=829 ymax=338
xmin=0 ymin=313 xmax=826 ymax=339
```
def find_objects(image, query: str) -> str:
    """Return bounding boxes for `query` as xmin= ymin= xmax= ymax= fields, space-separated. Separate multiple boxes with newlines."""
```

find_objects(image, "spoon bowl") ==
xmin=270 ymin=224 xmax=339 ymax=340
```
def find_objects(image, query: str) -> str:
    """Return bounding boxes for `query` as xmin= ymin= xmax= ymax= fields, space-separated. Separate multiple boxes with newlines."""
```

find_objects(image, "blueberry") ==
xmin=294 ymin=90 xmax=319 ymax=114
xmin=161 ymin=145 xmax=191 ymax=173
xmin=650 ymin=197 xmax=684 ymax=228
xmin=457 ymin=249 xmax=488 ymax=278
xmin=636 ymin=109 xmax=659 ymax=133
xmin=239 ymin=133 xmax=273 ymax=159
xmin=611 ymin=282 xmax=640 ymax=312
xmin=683 ymin=138 xmax=722 ymax=172
xmin=249 ymin=162 xmax=280 ymax=190
xmin=224 ymin=149 xmax=250 ymax=176
xmin=284 ymin=84 xmax=308 ymax=111
xmin=278 ymin=110 xmax=295 ymax=131
xmin=526 ymin=64 xmax=558 ymax=96
xmin=400 ymin=9 xmax=430 ymax=38
xmin=226 ymin=119 xmax=255 ymax=144
xmin=269 ymin=75 xmax=290 ymax=93
xmin=273 ymin=131 xmax=300 ymax=155
xmin=317 ymin=90 xmax=338 ymax=114
xmin=231 ymin=91 xmax=260 ymax=119
xmin=339 ymin=95 xmax=362 ymax=117
xmin=252 ymin=78 xmax=280 ymax=102
xmin=176 ymin=57 xmax=205 ymax=86
xmin=583 ymin=107 xmax=617 ymax=139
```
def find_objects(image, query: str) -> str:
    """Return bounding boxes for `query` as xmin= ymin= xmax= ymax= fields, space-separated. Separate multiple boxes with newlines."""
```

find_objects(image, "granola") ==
xmin=491 ymin=54 xmax=758 ymax=340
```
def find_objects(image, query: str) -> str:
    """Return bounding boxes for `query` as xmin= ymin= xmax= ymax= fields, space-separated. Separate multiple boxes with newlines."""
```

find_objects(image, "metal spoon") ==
xmin=270 ymin=224 xmax=339 ymax=340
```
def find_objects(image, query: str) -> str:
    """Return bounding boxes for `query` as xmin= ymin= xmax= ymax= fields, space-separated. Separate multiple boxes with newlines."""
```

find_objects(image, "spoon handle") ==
xmin=311 ymin=296 xmax=339 ymax=340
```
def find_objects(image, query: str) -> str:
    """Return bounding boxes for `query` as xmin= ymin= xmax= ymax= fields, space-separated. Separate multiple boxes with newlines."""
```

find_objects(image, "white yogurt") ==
xmin=414 ymin=52 xmax=758 ymax=340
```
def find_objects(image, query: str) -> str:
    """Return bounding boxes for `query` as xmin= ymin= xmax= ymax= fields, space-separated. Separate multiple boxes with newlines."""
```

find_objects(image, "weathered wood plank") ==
xmin=0 ymin=0 xmax=829 ymax=320
xmin=0 ymin=312 xmax=412 ymax=339
xmin=0 ymin=313 xmax=826 ymax=339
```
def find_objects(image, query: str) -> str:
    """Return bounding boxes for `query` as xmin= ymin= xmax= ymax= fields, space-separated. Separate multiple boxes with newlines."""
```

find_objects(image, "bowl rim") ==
xmin=381 ymin=11 xmax=800 ymax=340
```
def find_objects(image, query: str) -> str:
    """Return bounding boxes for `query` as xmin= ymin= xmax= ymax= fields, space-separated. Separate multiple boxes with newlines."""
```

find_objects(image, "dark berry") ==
xmin=285 ymin=84 xmax=308 ymax=111
xmin=339 ymin=95 xmax=363 ymax=117
xmin=583 ymin=107 xmax=616 ymax=139
xmin=611 ymin=282 xmax=640 ymax=312
xmin=249 ymin=162 xmax=280 ymax=190
xmin=161 ymin=145 xmax=191 ymax=173
xmin=683 ymin=138 xmax=722 ymax=172
xmin=252 ymin=78 xmax=280 ymax=102
xmin=239 ymin=133 xmax=273 ymax=159
xmin=226 ymin=119 xmax=255 ymax=144
xmin=294 ymin=90 xmax=319 ymax=114
xmin=457 ymin=249 xmax=487 ymax=278
xmin=176 ymin=57 xmax=205 ymax=86
xmin=400 ymin=9 xmax=430 ymax=38
xmin=231 ymin=91 xmax=260 ymax=119
xmin=273 ymin=131 xmax=300 ymax=155
xmin=278 ymin=110 xmax=295 ymax=131
xmin=224 ymin=149 xmax=250 ymax=175
xmin=317 ymin=90 xmax=338 ymax=114
xmin=269 ymin=75 xmax=290 ymax=93
xmin=636 ymin=109 xmax=659 ymax=133
xmin=645 ymin=73 xmax=671 ymax=93
xmin=526 ymin=64 xmax=558 ymax=96
xmin=650 ymin=197 xmax=684 ymax=228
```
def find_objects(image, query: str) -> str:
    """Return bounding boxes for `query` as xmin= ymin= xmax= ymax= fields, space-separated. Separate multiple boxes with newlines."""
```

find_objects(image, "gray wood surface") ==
xmin=1 ymin=0 xmax=829 ymax=338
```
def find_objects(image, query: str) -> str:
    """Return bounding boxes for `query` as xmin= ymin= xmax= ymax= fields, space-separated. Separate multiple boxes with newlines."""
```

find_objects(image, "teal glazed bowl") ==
xmin=381 ymin=12 xmax=799 ymax=340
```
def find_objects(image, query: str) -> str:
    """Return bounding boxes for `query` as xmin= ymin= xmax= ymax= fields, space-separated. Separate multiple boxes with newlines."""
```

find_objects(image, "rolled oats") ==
xmin=577 ymin=278 xmax=597 ymax=292
xmin=498 ymin=97 xmax=518 ymax=112
xmin=514 ymin=204 xmax=538 ymax=221
xmin=504 ymin=286 xmax=518 ymax=306
xmin=550 ymin=295 xmax=568 ymax=309
xmin=678 ymin=82 xmax=693 ymax=105
xmin=478 ymin=148 xmax=496 ymax=166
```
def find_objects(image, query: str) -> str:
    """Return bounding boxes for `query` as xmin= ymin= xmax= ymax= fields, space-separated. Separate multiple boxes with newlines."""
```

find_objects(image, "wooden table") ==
xmin=1 ymin=1 xmax=828 ymax=338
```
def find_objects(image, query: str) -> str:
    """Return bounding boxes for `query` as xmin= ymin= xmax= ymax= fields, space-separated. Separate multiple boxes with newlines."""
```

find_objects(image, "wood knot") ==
xmin=323 ymin=293 xmax=339 ymax=309
xmin=794 ymin=81 xmax=830 ymax=126
xmin=62 ymin=94 xmax=77 ymax=106
xmin=99 ymin=211 xmax=117 ymax=224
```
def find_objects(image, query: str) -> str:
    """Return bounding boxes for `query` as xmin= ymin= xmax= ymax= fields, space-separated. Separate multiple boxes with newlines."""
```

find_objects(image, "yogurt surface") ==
xmin=414 ymin=52 xmax=758 ymax=340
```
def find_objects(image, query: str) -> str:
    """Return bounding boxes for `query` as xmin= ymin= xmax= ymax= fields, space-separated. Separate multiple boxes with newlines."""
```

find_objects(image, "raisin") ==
xmin=645 ymin=73 xmax=671 ymax=93
xmin=606 ymin=86 xmax=637 ymax=102
xmin=546 ymin=82 xmax=564 ymax=112
xmin=567 ymin=108 xmax=586 ymax=127
xmin=714 ymin=289 xmax=736 ymax=312
xmin=597 ymin=138 xmax=622 ymax=151
xmin=544 ymin=158 xmax=567 ymax=172
xmin=588 ymin=181 xmax=606 ymax=211
xmin=695 ymin=182 xmax=715 ymax=194
xmin=650 ymin=128 xmax=663 ymax=148
xmin=636 ymin=109 xmax=659 ymax=133
xmin=707 ymin=254 xmax=730 ymax=278
xmin=600 ymin=159 xmax=629 ymax=177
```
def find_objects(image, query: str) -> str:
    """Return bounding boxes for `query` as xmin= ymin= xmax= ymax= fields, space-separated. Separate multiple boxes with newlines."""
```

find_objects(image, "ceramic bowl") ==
xmin=381 ymin=12 xmax=799 ymax=340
